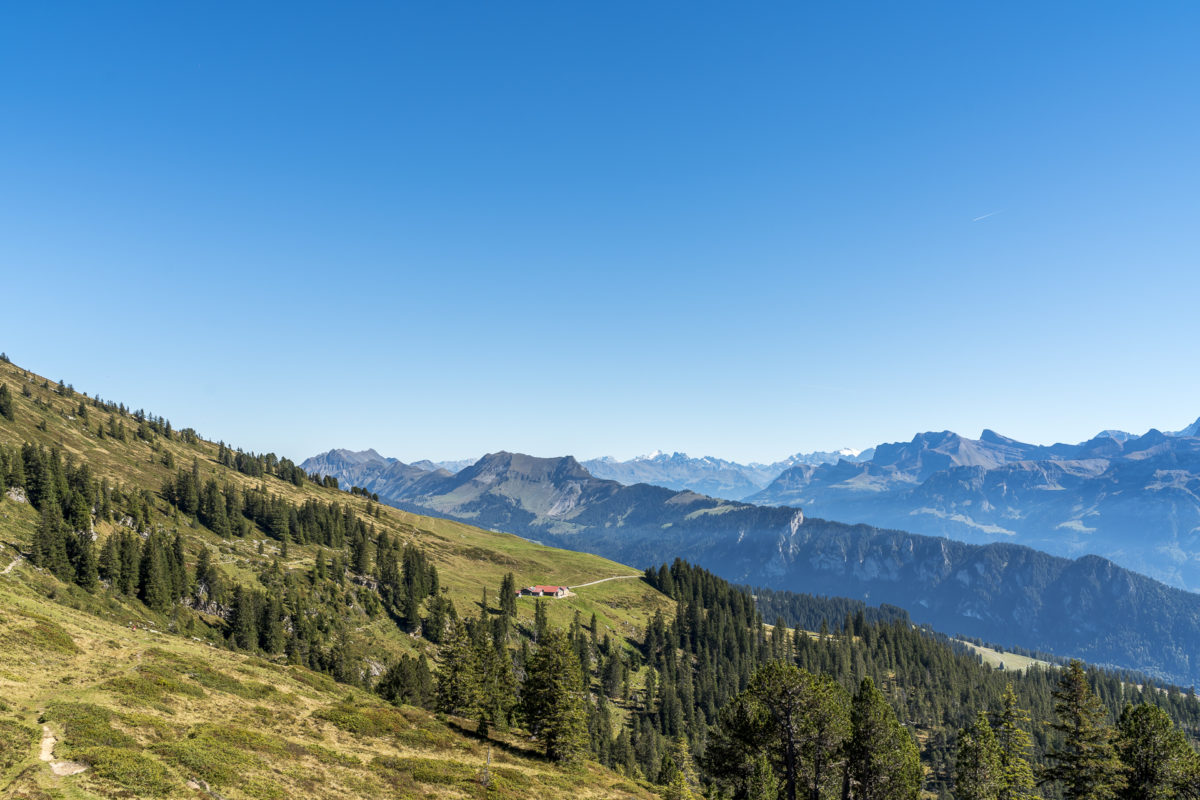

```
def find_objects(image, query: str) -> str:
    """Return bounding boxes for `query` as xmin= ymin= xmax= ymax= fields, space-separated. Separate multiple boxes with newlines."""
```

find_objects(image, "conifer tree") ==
xmin=522 ymin=628 xmax=588 ymax=765
xmin=139 ymin=533 xmax=173 ymax=613
xmin=33 ymin=502 xmax=72 ymax=580
xmin=659 ymin=737 xmax=700 ymax=799
xmin=72 ymin=530 xmax=99 ymax=591
xmin=1117 ymin=703 xmax=1195 ymax=800
xmin=534 ymin=598 xmax=548 ymax=642
xmin=1044 ymin=660 xmax=1124 ymax=800
xmin=117 ymin=531 xmax=141 ymax=595
xmin=846 ymin=676 xmax=923 ymax=800
xmin=230 ymin=585 xmax=260 ymax=651
xmin=377 ymin=654 xmax=434 ymax=709
xmin=756 ymin=662 xmax=850 ymax=800
xmin=434 ymin=620 xmax=480 ymax=716
xmin=956 ymin=711 xmax=1003 ymax=800
xmin=747 ymin=753 xmax=782 ymax=800
xmin=474 ymin=633 xmax=518 ymax=735
xmin=0 ymin=383 xmax=13 ymax=421
xmin=500 ymin=572 xmax=517 ymax=617
xmin=259 ymin=593 xmax=286 ymax=654
xmin=993 ymin=684 xmax=1040 ymax=800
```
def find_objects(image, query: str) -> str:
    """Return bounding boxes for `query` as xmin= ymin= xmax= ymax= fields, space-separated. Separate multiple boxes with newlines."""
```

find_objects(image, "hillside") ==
xmin=3 ymin=353 xmax=1200 ymax=799
xmin=0 ymin=560 xmax=658 ymax=800
xmin=314 ymin=449 xmax=1200 ymax=686
xmin=0 ymin=356 xmax=673 ymax=798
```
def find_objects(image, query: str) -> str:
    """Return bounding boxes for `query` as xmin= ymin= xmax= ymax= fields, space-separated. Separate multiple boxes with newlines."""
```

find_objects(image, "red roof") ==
xmin=531 ymin=585 xmax=565 ymax=593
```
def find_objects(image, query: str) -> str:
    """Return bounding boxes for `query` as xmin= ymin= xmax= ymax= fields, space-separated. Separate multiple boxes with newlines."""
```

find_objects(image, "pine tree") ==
xmin=956 ymin=711 xmax=1003 ymax=800
xmin=1117 ymin=703 xmax=1195 ymax=800
xmin=751 ymin=661 xmax=850 ymax=800
xmin=846 ymin=676 xmax=923 ymax=800
xmin=1044 ymin=660 xmax=1124 ymax=800
xmin=993 ymin=684 xmax=1040 ymax=800
xmin=522 ymin=628 xmax=588 ymax=765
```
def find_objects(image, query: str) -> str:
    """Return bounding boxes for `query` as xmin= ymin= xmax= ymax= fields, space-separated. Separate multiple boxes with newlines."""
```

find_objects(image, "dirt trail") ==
xmin=40 ymin=725 xmax=88 ymax=776
xmin=1 ymin=554 xmax=21 ymax=575
xmin=569 ymin=574 xmax=642 ymax=589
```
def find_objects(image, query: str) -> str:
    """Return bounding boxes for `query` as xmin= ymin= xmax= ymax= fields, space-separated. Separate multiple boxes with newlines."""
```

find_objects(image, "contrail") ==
xmin=972 ymin=211 xmax=1002 ymax=222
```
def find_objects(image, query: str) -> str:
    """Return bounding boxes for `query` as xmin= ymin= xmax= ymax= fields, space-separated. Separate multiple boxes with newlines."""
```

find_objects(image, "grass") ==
xmin=0 ymin=719 xmax=37 ymax=773
xmin=954 ymin=639 xmax=1053 ymax=673
xmin=0 ymin=358 xmax=667 ymax=799
xmin=0 ymin=572 xmax=660 ymax=799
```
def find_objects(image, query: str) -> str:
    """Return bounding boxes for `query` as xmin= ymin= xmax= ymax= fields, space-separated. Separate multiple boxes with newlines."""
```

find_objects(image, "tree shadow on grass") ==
xmin=444 ymin=719 xmax=553 ymax=765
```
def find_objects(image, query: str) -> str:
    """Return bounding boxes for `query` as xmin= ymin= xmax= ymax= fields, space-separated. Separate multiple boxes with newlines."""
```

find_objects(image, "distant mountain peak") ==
xmin=1170 ymin=416 xmax=1200 ymax=438
xmin=310 ymin=447 xmax=392 ymax=467
xmin=978 ymin=429 xmax=1021 ymax=445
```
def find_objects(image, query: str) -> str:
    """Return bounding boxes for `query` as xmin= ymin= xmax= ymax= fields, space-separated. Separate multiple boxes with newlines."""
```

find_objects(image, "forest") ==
xmin=1 ymin=376 xmax=1198 ymax=799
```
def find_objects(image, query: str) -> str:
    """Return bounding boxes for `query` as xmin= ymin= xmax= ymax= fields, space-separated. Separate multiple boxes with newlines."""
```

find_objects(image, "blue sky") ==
xmin=2 ymin=3 xmax=1198 ymax=464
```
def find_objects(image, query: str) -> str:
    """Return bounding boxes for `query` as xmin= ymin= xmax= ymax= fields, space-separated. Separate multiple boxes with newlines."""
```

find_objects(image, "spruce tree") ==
xmin=993 ymin=684 xmax=1040 ymax=800
xmin=0 ymin=383 xmax=13 ymax=421
xmin=259 ymin=593 xmax=286 ymax=654
xmin=500 ymin=572 xmax=517 ymax=617
xmin=522 ymin=628 xmax=588 ymax=765
xmin=1044 ymin=660 xmax=1124 ymax=800
xmin=474 ymin=632 xmax=518 ymax=734
xmin=534 ymin=598 xmax=548 ymax=642
xmin=230 ymin=585 xmax=260 ymax=651
xmin=659 ymin=736 xmax=700 ymax=799
xmin=747 ymin=753 xmax=782 ymax=800
xmin=72 ymin=530 xmax=99 ymax=591
xmin=846 ymin=676 xmax=923 ymax=800
xmin=139 ymin=533 xmax=172 ymax=613
xmin=33 ymin=502 xmax=72 ymax=580
xmin=378 ymin=655 xmax=434 ymax=709
xmin=434 ymin=620 xmax=480 ymax=716
xmin=956 ymin=711 xmax=1002 ymax=800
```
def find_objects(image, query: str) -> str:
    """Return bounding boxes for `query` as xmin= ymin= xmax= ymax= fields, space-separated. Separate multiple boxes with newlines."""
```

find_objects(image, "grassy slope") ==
xmin=0 ymin=358 xmax=672 ymax=798
xmin=954 ymin=639 xmax=1053 ymax=674
xmin=0 ymin=565 xmax=657 ymax=800
xmin=0 ymin=358 xmax=672 ymax=649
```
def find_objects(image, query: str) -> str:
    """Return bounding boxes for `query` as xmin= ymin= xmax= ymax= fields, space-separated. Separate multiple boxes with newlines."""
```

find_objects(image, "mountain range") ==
xmin=301 ymin=448 xmax=1200 ymax=685
xmin=748 ymin=425 xmax=1200 ymax=590
xmin=309 ymin=416 xmax=1200 ymax=592
xmin=581 ymin=448 xmax=872 ymax=500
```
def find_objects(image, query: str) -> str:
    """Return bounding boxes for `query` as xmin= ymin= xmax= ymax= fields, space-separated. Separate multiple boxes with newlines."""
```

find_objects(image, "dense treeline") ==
xmin=0 ymin=428 xmax=445 ymax=689
xmin=638 ymin=561 xmax=1200 ymax=798
xmin=161 ymin=460 xmax=379 ymax=548
xmin=0 ymin=442 xmax=154 ymax=587
xmin=752 ymin=587 xmax=910 ymax=633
